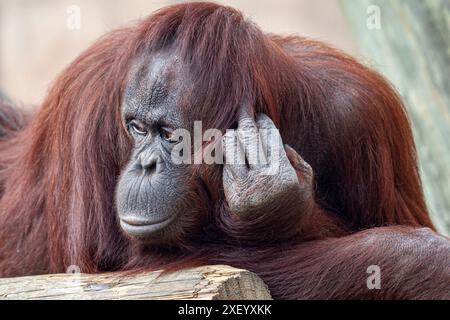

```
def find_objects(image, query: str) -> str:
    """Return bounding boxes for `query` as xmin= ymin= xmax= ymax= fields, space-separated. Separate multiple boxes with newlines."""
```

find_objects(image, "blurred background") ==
xmin=0 ymin=0 xmax=359 ymax=105
xmin=0 ymin=0 xmax=449 ymax=235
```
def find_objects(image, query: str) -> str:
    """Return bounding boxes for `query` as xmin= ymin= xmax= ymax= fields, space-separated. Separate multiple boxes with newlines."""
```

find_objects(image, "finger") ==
xmin=222 ymin=130 xmax=248 ymax=180
xmin=223 ymin=130 xmax=241 ymax=164
xmin=256 ymin=113 xmax=280 ymax=163
xmin=255 ymin=113 xmax=276 ymax=130
xmin=284 ymin=144 xmax=313 ymax=178
xmin=237 ymin=104 xmax=256 ymax=129
xmin=235 ymin=105 xmax=260 ymax=167
xmin=284 ymin=144 xmax=302 ymax=168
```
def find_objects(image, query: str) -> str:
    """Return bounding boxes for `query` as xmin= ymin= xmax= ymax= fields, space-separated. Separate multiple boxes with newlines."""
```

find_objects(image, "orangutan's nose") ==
xmin=138 ymin=151 xmax=161 ymax=175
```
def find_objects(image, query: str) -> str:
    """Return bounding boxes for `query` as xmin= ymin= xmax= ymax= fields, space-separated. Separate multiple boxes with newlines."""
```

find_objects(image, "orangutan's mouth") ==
xmin=119 ymin=215 xmax=176 ymax=237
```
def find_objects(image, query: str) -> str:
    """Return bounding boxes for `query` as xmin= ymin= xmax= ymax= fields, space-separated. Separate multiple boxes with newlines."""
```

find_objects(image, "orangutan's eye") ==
xmin=160 ymin=126 xmax=179 ymax=143
xmin=127 ymin=120 xmax=148 ymax=136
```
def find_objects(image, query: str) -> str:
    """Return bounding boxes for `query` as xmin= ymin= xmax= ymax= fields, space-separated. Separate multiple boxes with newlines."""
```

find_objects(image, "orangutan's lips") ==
xmin=119 ymin=215 xmax=175 ymax=236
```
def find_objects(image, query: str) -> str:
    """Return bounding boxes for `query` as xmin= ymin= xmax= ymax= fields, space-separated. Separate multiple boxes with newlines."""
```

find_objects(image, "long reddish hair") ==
xmin=0 ymin=2 xmax=433 ymax=277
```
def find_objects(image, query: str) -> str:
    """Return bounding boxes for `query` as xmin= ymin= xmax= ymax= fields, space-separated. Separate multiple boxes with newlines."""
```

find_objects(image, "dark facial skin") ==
xmin=116 ymin=52 xmax=209 ymax=245
xmin=116 ymin=51 xmax=316 ymax=247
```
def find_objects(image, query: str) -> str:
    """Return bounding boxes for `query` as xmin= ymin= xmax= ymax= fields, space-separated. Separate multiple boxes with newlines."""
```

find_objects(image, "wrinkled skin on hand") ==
xmin=220 ymin=106 xmax=321 ymax=242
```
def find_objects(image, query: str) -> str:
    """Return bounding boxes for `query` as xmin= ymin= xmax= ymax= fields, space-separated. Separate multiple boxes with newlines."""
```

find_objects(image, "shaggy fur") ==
xmin=0 ymin=2 xmax=448 ymax=299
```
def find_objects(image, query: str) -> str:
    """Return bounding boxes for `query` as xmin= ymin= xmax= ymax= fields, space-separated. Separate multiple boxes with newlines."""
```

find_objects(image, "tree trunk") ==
xmin=341 ymin=0 xmax=450 ymax=235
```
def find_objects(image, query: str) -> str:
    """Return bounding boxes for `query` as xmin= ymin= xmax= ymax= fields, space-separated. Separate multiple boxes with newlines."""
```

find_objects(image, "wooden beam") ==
xmin=0 ymin=265 xmax=272 ymax=300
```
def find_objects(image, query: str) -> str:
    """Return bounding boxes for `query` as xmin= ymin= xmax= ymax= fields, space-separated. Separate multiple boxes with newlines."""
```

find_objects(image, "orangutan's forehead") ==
xmin=126 ymin=53 xmax=186 ymax=98
xmin=122 ymin=52 xmax=192 ymax=127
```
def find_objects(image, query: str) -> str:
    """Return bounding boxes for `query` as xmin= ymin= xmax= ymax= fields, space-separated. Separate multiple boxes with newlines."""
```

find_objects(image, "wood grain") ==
xmin=0 ymin=265 xmax=272 ymax=300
